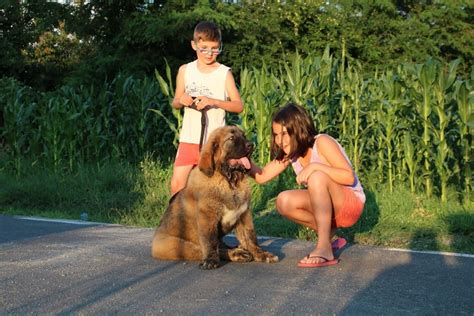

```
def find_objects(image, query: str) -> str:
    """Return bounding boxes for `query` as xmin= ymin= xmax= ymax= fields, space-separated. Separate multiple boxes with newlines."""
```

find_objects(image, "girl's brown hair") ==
xmin=193 ymin=21 xmax=222 ymax=43
xmin=271 ymin=103 xmax=317 ymax=161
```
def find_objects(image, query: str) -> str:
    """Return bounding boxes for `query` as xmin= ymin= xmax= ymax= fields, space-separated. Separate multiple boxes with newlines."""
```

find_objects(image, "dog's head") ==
xmin=199 ymin=126 xmax=253 ymax=185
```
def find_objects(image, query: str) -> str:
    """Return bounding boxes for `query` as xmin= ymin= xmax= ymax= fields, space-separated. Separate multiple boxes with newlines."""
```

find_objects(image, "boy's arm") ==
xmin=221 ymin=70 xmax=244 ymax=113
xmin=172 ymin=65 xmax=194 ymax=109
xmin=194 ymin=70 xmax=243 ymax=113
xmin=249 ymin=159 xmax=289 ymax=184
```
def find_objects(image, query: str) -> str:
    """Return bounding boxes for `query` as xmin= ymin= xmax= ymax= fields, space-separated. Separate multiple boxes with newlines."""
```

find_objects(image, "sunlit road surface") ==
xmin=1 ymin=215 xmax=473 ymax=315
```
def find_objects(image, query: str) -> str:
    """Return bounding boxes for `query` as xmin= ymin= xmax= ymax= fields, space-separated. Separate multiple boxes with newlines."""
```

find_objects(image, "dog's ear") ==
xmin=199 ymin=137 xmax=219 ymax=177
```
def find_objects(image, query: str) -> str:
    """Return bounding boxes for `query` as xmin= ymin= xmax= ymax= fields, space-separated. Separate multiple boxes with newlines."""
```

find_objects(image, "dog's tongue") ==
xmin=229 ymin=157 xmax=251 ymax=169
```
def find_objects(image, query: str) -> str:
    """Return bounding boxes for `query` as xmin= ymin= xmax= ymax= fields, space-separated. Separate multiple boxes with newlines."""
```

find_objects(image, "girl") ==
xmin=249 ymin=103 xmax=365 ymax=268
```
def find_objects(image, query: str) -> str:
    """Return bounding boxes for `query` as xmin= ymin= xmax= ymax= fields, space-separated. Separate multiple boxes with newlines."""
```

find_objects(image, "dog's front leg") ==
xmin=196 ymin=210 xmax=221 ymax=269
xmin=235 ymin=210 xmax=279 ymax=263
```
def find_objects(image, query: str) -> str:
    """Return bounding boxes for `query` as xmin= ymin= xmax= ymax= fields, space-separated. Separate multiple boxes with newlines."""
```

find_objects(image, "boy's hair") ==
xmin=193 ymin=21 xmax=222 ymax=43
xmin=271 ymin=103 xmax=317 ymax=161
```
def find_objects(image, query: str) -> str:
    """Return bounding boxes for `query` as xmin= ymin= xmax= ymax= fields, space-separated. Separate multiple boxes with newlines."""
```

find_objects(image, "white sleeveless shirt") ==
xmin=179 ymin=60 xmax=229 ymax=144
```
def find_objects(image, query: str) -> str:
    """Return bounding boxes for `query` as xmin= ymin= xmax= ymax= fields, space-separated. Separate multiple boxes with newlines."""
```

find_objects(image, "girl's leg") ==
xmin=302 ymin=170 xmax=347 ymax=263
xmin=276 ymin=189 xmax=338 ymax=240
xmin=276 ymin=190 xmax=319 ymax=230
xmin=276 ymin=171 xmax=347 ymax=264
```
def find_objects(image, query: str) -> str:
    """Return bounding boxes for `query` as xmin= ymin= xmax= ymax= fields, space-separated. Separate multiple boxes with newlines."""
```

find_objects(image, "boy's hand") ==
xmin=179 ymin=94 xmax=195 ymax=107
xmin=193 ymin=96 xmax=214 ymax=110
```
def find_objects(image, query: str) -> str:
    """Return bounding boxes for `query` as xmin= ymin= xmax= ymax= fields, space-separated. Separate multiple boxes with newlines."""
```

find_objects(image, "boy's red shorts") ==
xmin=174 ymin=143 xmax=200 ymax=167
xmin=334 ymin=188 xmax=365 ymax=228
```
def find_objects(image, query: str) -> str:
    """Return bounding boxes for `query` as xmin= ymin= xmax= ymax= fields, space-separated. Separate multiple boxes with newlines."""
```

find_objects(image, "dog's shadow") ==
xmin=222 ymin=234 xmax=297 ymax=261
xmin=223 ymin=234 xmax=353 ymax=264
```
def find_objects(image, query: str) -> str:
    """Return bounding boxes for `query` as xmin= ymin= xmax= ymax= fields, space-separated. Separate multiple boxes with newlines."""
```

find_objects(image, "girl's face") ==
xmin=272 ymin=122 xmax=291 ymax=155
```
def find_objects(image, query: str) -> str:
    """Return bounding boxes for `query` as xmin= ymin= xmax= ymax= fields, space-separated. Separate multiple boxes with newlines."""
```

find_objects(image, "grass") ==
xmin=0 ymin=156 xmax=170 ymax=226
xmin=1 ymin=156 xmax=473 ymax=254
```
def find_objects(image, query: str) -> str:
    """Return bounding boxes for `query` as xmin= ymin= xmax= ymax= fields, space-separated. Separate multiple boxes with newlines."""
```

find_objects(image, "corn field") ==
xmin=237 ymin=52 xmax=472 ymax=203
xmin=1 ymin=73 xmax=174 ymax=170
xmin=1 ymin=53 xmax=473 ymax=202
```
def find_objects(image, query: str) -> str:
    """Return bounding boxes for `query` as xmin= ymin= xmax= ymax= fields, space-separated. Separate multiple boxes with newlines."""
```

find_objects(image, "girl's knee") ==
xmin=275 ymin=191 xmax=293 ymax=216
xmin=307 ymin=170 xmax=330 ymax=189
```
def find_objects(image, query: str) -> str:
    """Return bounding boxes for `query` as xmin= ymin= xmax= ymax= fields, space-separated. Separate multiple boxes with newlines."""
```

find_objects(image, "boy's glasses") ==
xmin=195 ymin=43 xmax=222 ymax=55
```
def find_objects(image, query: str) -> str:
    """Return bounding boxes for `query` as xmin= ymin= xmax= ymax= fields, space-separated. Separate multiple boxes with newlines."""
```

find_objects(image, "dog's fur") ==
xmin=151 ymin=126 xmax=279 ymax=269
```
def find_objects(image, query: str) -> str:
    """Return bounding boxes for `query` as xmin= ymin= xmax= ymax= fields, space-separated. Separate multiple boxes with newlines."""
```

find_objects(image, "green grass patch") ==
xmin=0 ymin=156 xmax=170 ymax=226
xmin=1 ymin=157 xmax=472 ymax=254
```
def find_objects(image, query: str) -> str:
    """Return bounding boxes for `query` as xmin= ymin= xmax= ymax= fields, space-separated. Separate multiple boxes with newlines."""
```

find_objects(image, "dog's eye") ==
xmin=228 ymin=136 xmax=235 ymax=141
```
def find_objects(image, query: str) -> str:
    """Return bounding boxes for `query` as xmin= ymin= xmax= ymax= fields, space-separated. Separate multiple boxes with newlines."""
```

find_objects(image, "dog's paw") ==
xmin=199 ymin=259 xmax=220 ymax=270
xmin=228 ymin=247 xmax=253 ymax=262
xmin=254 ymin=250 xmax=279 ymax=263
xmin=264 ymin=252 xmax=279 ymax=263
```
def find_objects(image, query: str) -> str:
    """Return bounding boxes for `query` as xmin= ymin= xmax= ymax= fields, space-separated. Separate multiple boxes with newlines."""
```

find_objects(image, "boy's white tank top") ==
xmin=179 ymin=60 xmax=229 ymax=144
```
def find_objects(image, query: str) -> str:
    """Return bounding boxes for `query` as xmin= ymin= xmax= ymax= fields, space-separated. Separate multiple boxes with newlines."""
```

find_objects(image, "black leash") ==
xmin=198 ymin=108 xmax=207 ymax=151
xmin=191 ymin=97 xmax=208 ymax=151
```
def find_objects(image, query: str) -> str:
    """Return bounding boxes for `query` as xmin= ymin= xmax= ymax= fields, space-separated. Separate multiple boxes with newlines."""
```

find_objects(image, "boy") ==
xmin=170 ymin=21 xmax=243 ymax=195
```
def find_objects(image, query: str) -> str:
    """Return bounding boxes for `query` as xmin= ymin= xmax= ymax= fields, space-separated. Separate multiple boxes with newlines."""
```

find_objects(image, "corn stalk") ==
xmin=403 ymin=132 xmax=419 ymax=193
xmin=339 ymin=63 xmax=371 ymax=174
xmin=240 ymin=64 xmax=283 ymax=164
xmin=454 ymin=80 xmax=473 ymax=195
xmin=154 ymin=63 xmax=181 ymax=148
xmin=432 ymin=59 xmax=460 ymax=202
xmin=306 ymin=50 xmax=339 ymax=133
xmin=416 ymin=58 xmax=437 ymax=197
xmin=1 ymin=79 xmax=37 ymax=173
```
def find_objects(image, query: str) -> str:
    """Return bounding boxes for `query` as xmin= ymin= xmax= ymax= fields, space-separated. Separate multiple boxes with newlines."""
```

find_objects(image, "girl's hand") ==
xmin=251 ymin=159 xmax=289 ymax=185
xmin=296 ymin=163 xmax=319 ymax=186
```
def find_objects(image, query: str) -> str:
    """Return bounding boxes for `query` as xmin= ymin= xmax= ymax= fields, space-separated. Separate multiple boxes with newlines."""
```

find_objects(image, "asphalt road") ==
xmin=1 ymin=215 xmax=473 ymax=315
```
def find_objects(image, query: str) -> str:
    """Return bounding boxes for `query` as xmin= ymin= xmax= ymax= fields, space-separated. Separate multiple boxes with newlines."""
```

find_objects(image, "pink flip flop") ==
xmin=331 ymin=237 xmax=347 ymax=251
xmin=298 ymin=255 xmax=339 ymax=268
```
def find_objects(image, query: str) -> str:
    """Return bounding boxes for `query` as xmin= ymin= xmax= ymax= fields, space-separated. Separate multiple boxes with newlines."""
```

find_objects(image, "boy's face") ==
xmin=191 ymin=39 xmax=221 ymax=65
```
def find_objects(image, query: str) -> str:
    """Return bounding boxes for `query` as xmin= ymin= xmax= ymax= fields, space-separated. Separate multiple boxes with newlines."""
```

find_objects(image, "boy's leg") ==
xmin=170 ymin=142 xmax=200 ymax=196
xmin=170 ymin=165 xmax=194 ymax=196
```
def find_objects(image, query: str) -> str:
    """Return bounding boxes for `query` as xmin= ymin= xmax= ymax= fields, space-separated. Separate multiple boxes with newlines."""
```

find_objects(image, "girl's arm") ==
xmin=172 ymin=65 xmax=194 ymax=109
xmin=194 ymin=70 xmax=243 ymax=113
xmin=249 ymin=159 xmax=290 ymax=184
xmin=296 ymin=135 xmax=355 ymax=186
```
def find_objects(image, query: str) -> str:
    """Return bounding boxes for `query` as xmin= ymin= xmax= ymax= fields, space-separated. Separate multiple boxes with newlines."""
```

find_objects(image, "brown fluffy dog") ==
xmin=151 ymin=126 xmax=279 ymax=269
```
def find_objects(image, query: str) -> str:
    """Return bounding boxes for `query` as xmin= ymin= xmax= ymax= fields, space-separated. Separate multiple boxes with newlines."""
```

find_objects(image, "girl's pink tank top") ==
xmin=291 ymin=134 xmax=365 ymax=203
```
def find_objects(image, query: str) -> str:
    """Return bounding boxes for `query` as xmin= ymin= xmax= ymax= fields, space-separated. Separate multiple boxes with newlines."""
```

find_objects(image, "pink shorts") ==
xmin=174 ymin=143 xmax=200 ymax=167
xmin=333 ymin=188 xmax=364 ymax=228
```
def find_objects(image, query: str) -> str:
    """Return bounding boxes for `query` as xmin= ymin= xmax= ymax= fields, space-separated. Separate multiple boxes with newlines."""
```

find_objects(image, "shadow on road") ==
xmin=339 ymin=227 xmax=474 ymax=314
xmin=0 ymin=215 xmax=98 ymax=244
